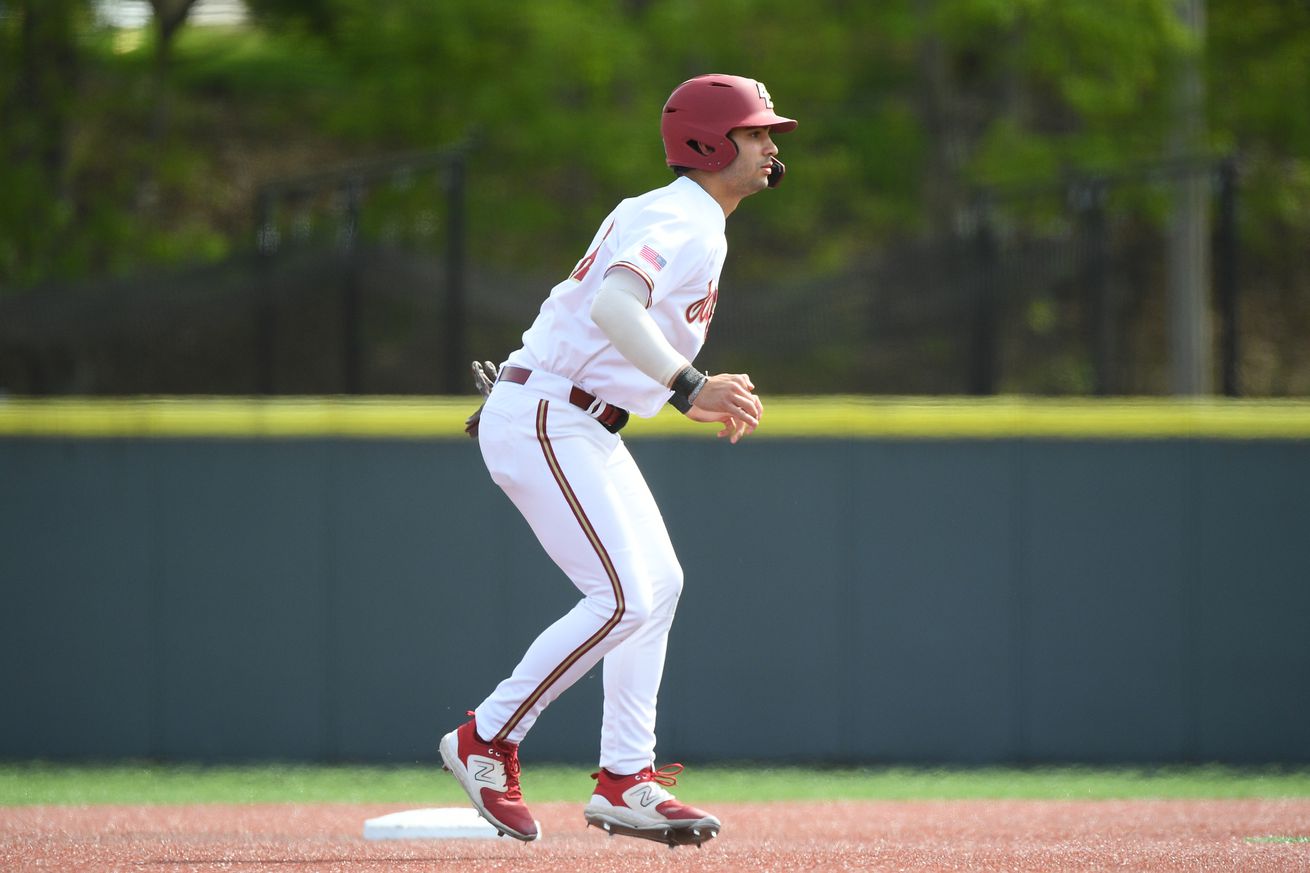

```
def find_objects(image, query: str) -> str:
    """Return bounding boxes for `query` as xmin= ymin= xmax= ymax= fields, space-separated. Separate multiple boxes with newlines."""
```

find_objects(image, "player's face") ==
xmin=722 ymin=126 xmax=779 ymax=196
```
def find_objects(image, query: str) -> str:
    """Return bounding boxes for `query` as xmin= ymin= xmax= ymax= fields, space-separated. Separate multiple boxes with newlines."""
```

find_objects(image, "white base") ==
xmin=363 ymin=807 xmax=502 ymax=840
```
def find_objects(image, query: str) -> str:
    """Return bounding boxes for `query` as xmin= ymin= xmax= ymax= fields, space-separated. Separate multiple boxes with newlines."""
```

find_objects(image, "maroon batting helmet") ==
xmin=661 ymin=74 xmax=797 ymax=173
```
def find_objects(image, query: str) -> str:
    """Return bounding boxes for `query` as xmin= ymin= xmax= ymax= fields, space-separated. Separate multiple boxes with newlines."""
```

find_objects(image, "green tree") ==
xmin=145 ymin=0 xmax=200 ymax=143
xmin=4 ymin=0 xmax=1309 ymax=302
xmin=0 ymin=0 xmax=88 ymax=285
xmin=1208 ymin=0 xmax=1310 ymax=233
xmin=243 ymin=0 xmax=337 ymax=38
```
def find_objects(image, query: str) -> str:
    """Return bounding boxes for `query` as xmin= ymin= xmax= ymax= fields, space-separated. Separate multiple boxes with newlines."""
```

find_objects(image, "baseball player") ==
xmin=440 ymin=74 xmax=797 ymax=847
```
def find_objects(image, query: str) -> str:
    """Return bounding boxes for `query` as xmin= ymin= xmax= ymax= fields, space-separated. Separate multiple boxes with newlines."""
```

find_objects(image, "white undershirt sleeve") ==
xmin=590 ymin=267 xmax=690 ymax=388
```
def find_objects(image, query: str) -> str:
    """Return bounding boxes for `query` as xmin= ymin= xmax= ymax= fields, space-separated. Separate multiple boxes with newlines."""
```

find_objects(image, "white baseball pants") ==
xmin=472 ymin=370 xmax=683 ymax=775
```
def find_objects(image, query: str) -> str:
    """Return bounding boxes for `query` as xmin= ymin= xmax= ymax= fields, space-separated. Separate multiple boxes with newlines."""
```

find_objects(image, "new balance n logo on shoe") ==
xmin=631 ymin=785 xmax=661 ymax=808
xmin=470 ymin=755 xmax=506 ymax=790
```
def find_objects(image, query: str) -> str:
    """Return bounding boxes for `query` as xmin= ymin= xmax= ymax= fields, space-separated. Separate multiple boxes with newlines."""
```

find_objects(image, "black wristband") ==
xmin=670 ymin=365 xmax=708 ymax=406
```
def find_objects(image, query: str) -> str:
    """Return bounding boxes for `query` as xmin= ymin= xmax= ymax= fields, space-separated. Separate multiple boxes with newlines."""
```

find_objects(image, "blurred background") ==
xmin=3 ymin=0 xmax=1307 ymax=398
xmin=4 ymin=2 xmax=1310 ymax=767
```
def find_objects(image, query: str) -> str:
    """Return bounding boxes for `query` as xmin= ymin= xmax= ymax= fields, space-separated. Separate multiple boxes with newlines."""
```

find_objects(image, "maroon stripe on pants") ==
xmin=493 ymin=399 xmax=626 ymax=743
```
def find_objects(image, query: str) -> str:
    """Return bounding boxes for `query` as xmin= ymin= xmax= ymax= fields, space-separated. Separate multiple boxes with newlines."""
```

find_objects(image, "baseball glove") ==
xmin=464 ymin=360 xmax=500 ymax=438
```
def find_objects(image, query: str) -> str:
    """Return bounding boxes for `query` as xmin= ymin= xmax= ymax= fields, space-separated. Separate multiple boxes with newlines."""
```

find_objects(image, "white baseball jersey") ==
xmin=505 ymin=176 xmax=727 ymax=418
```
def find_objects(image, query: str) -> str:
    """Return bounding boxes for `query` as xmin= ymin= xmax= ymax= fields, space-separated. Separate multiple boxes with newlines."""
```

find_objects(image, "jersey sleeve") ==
xmin=603 ymin=211 xmax=709 ymax=308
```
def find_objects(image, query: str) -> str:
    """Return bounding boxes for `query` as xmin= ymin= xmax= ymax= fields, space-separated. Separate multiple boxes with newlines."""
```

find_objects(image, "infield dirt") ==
xmin=4 ymin=798 xmax=1309 ymax=871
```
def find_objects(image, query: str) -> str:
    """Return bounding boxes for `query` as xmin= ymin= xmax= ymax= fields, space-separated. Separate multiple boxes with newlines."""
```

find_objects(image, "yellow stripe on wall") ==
xmin=2 ymin=396 xmax=1310 ymax=440
xmin=0 ymin=397 xmax=474 ymax=439
xmin=706 ymin=396 xmax=1310 ymax=440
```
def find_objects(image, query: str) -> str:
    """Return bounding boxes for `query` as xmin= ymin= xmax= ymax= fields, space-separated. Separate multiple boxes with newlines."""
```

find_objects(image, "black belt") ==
xmin=498 ymin=366 xmax=630 ymax=433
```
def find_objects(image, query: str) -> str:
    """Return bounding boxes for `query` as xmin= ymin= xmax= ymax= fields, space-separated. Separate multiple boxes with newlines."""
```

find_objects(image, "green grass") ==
xmin=3 ymin=762 xmax=1309 ymax=806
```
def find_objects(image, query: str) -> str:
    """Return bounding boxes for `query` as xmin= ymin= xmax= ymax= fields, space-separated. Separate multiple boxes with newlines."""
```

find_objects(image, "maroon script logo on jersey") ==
xmin=685 ymin=281 xmax=718 ymax=336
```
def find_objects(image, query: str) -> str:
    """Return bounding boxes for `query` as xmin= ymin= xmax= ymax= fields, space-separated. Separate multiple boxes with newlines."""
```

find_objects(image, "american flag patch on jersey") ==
xmin=639 ymin=245 xmax=667 ymax=271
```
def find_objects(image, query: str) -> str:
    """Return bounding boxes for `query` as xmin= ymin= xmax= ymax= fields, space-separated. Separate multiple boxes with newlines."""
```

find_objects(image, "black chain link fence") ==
xmin=3 ymin=153 xmax=1307 ymax=397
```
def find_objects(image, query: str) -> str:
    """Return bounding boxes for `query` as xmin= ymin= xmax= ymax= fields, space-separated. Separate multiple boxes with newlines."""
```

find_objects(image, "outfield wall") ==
xmin=2 ymin=398 xmax=1309 ymax=765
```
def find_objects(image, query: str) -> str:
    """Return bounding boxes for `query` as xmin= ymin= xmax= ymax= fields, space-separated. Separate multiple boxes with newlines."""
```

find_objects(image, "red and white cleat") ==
xmin=438 ymin=715 xmax=540 ymax=841
xmin=583 ymin=763 xmax=720 ymax=848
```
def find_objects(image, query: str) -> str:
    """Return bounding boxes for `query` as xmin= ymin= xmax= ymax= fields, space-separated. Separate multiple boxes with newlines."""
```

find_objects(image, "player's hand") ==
xmin=685 ymin=406 xmax=758 ymax=443
xmin=687 ymin=373 xmax=762 ymax=443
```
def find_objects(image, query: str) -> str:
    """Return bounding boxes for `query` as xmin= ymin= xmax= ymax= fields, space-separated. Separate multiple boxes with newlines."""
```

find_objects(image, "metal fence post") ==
xmin=443 ymin=151 xmax=468 ymax=395
xmin=1215 ymin=157 xmax=1240 ymax=396
xmin=254 ymin=190 xmax=277 ymax=394
xmin=340 ymin=179 xmax=362 ymax=394
xmin=1079 ymin=180 xmax=1113 ymax=395
xmin=969 ymin=201 xmax=999 ymax=395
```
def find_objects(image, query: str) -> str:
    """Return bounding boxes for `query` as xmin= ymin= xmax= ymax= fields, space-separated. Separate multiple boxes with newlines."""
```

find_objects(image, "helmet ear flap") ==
xmin=681 ymin=132 xmax=736 ymax=169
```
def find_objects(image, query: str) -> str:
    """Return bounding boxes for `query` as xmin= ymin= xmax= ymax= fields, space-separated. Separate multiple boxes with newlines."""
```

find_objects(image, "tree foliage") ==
xmin=0 ymin=0 xmax=1307 ymax=288
xmin=0 ymin=0 xmax=88 ymax=284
